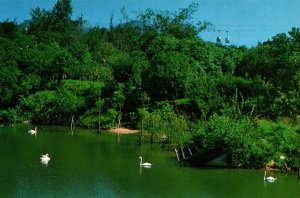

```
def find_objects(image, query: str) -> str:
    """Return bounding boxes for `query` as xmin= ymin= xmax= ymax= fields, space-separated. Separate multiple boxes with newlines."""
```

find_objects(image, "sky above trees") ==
xmin=1 ymin=0 xmax=299 ymax=47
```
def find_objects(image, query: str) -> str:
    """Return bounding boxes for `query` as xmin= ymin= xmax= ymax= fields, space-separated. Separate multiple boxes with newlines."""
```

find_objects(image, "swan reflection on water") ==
xmin=263 ymin=171 xmax=277 ymax=187
xmin=139 ymin=164 xmax=152 ymax=174
xmin=41 ymin=160 xmax=49 ymax=166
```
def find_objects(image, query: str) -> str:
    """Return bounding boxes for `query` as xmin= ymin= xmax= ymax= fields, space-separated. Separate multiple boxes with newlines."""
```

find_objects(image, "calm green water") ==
xmin=0 ymin=124 xmax=299 ymax=198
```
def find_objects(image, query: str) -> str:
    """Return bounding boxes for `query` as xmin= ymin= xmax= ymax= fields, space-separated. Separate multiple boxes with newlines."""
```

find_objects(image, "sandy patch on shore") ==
xmin=109 ymin=127 xmax=140 ymax=134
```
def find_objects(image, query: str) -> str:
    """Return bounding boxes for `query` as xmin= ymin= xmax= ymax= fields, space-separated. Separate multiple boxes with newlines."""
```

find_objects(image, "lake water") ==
xmin=0 ymin=124 xmax=299 ymax=197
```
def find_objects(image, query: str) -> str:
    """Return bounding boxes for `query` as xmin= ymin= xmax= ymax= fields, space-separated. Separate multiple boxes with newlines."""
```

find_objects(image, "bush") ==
xmin=193 ymin=114 xmax=254 ymax=167
xmin=18 ymin=88 xmax=84 ymax=124
xmin=251 ymin=120 xmax=299 ymax=169
xmin=0 ymin=108 xmax=18 ymax=123
xmin=192 ymin=115 xmax=299 ymax=169
xmin=78 ymin=108 xmax=118 ymax=129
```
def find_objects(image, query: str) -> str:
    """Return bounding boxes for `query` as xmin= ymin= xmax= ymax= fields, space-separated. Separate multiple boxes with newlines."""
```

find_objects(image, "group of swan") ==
xmin=26 ymin=127 xmax=278 ymax=178
xmin=28 ymin=127 xmax=51 ymax=165
xmin=30 ymin=127 xmax=151 ymax=168
xmin=139 ymin=156 xmax=152 ymax=168
xmin=264 ymin=171 xmax=277 ymax=182
xmin=28 ymin=127 xmax=37 ymax=136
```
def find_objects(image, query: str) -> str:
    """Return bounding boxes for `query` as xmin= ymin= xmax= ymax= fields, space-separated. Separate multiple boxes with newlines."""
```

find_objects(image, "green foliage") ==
xmin=78 ymin=107 xmax=116 ymax=129
xmin=18 ymin=88 xmax=83 ymax=124
xmin=137 ymin=102 xmax=191 ymax=144
xmin=253 ymin=120 xmax=299 ymax=168
xmin=1 ymin=0 xmax=300 ymax=169
xmin=193 ymin=116 xmax=299 ymax=169
xmin=19 ymin=74 xmax=41 ymax=96
xmin=62 ymin=80 xmax=102 ymax=94
xmin=0 ymin=59 xmax=20 ymax=107
xmin=0 ymin=20 xmax=18 ymax=39
xmin=62 ymin=79 xmax=116 ymax=129
xmin=138 ymin=3 xmax=211 ymax=39
xmin=29 ymin=0 xmax=73 ymax=33
xmin=183 ymin=72 xmax=223 ymax=120
xmin=0 ymin=109 xmax=18 ymax=123
xmin=271 ymin=90 xmax=298 ymax=118
xmin=19 ymin=42 xmax=79 ymax=86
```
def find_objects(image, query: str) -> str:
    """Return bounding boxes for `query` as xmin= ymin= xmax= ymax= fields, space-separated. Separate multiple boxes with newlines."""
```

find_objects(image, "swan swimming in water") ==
xmin=40 ymin=153 xmax=50 ymax=163
xmin=264 ymin=171 xmax=277 ymax=182
xmin=139 ymin=156 xmax=152 ymax=168
xmin=28 ymin=127 xmax=37 ymax=136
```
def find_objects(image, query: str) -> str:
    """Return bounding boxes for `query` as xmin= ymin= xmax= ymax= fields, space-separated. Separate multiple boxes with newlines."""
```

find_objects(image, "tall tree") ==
xmin=138 ymin=3 xmax=211 ymax=39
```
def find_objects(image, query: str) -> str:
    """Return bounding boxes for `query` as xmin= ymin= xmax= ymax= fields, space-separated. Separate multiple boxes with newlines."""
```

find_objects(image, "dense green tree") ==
xmin=0 ymin=59 xmax=20 ymax=107
xmin=20 ymin=43 xmax=78 ymax=86
xmin=29 ymin=0 xmax=72 ymax=33
xmin=184 ymin=72 xmax=223 ymax=120
xmin=239 ymin=28 xmax=300 ymax=117
xmin=145 ymin=34 xmax=196 ymax=101
xmin=137 ymin=3 xmax=211 ymax=39
xmin=0 ymin=20 xmax=18 ymax=39
xmin=108 ymin=21 xmax=142 ymax=51
xmin=137 ymin=102 xmax=190 ymax=145
xmin=82 ymin=27 xmax=110 ymax=62
xmin=18 ymin=88 xmax=82 ymax=124
xmin=111 ymin=83 xmax=126 ymax=127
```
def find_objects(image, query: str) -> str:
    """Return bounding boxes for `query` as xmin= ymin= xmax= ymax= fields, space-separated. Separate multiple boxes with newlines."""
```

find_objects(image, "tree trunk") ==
xmin=98 ymin=108 xmax=101 ymax=133
xmin=70 ymin=115 xmax=75 ymax=135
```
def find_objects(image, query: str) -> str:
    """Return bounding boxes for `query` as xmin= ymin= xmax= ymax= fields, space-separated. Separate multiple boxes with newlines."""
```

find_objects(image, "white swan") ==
xmin=139 ymin=156 xmax=152 ymax=168
xmin=40 ymin=153 xmax=50 ymax=162
xmin=264 ymin=171 xmax=277 ymax=182
xmin=28 ymin=127 xmax=37 ymax=136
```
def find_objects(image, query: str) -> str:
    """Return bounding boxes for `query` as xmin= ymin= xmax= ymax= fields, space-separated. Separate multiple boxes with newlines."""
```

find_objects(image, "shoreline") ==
xmin=108 ymin=127 xmax=140 ymax=134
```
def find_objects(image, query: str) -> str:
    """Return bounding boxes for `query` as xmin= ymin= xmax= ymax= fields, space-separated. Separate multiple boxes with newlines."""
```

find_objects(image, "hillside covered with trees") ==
xmin=0 ymin=0 xmax=299 ymax=170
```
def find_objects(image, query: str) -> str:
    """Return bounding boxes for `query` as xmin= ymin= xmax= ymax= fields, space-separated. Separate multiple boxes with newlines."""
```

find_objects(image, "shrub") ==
xmin=192 ymin=115 xmax=299 ymax=169
xmin=251 ymin=120 xmax=299 ymax=169
xmin=0 ymin=108 xmax=18 ymax=123
xmin=18 ymin=88 xmax=84 ymax=124
xmin=78 ymin=108 xmax=118 ymax=129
